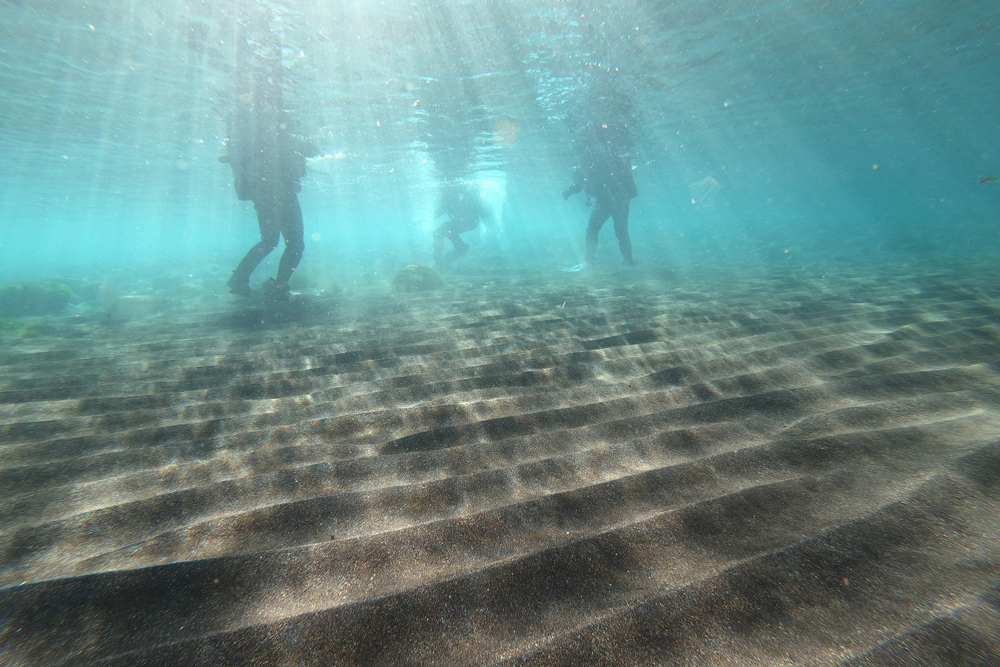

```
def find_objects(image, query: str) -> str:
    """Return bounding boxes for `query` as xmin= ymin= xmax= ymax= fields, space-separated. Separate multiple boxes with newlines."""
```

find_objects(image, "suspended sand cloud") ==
xmin=690 ymin=175 xmax=722 ymax=206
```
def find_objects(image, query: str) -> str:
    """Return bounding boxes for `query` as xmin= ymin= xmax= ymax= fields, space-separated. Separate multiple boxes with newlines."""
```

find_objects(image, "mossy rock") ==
xmin=0 ymin=281 xmax=73 ymax=316
xmin=0 ymin=319 xmax=52 ymax=339
xmin=391 ymin=264 xmax=444 ymax=293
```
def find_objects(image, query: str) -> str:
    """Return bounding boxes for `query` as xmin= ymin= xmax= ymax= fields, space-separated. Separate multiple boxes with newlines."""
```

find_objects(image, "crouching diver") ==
xmin=433 ymin=179 xmax=490 ymax=268
xmin=561 ymin=129 xmax=638 ymax=271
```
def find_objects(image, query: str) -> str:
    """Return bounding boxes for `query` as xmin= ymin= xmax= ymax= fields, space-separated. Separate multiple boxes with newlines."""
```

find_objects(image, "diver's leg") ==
xmin=453 ymin=215 xmax=479 ymax=236
xmin=449 ymin=231 xmax=469 ymax=256
xmin=585 ymin=201 xmax=611 ymax=262
xmin=612 ymin=201 xmax=633 ymax=266
xmin=228 ymin=199 xmax=280 ymax=294
xmin=275 ymin=192 xmax=304 ymax=287
xmin=433 ymin=223 xmax=449 ymax=264
xmin=449 ymin=215 xmax=477 ymax=258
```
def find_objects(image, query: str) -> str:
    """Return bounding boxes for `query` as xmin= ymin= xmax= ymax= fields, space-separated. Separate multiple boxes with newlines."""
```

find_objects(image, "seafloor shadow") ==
xmin=1 ymin=260 xmax=999 ymax=666
xmin=216 ymin=295 xmax=331 ymax=332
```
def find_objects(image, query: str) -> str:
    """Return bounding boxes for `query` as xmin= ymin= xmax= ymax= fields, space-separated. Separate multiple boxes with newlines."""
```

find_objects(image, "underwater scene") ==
xmin=2 ymin=0 xmax=999 ymax=664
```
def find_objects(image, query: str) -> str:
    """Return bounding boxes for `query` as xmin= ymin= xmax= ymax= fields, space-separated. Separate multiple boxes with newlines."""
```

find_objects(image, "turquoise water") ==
xmin=3 ymin=3 xmax=1000 ymax=665
xmin=2 ymin=0 xmax=997 ymax=286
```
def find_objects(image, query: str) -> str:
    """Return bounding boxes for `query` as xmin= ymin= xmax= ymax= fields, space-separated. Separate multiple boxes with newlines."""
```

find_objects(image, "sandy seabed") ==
xmin=1 ymin=258 xmax=999 ymax=666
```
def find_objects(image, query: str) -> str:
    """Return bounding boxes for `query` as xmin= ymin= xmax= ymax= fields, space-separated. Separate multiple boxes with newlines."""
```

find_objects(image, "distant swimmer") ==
xmin=979 ymin=176 xmax=997 ymax=183
xmin=561 ymin=126 xmax=638 ymax=271
xmin=433 ymin=179 xmax=490 ymax=268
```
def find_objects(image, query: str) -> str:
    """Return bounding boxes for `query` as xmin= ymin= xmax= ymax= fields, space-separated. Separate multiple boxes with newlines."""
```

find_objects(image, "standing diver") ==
xmin=561 ymin=128 xmax=638 ymax=271
xmin=433 ymin=179 xmax=491 ymax=268
xmin=220 ymin=7 xmax=317 ymax=301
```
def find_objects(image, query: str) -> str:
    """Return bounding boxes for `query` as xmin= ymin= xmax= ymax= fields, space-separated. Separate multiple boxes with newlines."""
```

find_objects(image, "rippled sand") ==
xmin=2 ymin=259 xmax=999 ymax=666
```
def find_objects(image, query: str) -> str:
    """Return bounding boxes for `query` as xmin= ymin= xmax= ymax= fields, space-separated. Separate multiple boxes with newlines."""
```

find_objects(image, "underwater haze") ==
xmin=3 ymin=1 xmax=1000 ymax=666
xmin=1 ymin=0 xmax=997 ymax=282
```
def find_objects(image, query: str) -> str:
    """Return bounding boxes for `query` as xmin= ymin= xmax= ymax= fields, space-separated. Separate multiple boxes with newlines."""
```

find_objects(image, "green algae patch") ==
xmin=0 ymin=319 xmax=52 ymax=339
xmin=0 ymin=281 xmax=73 ymax=316
xmin=391 ymin=264 xmax=444 ymax=293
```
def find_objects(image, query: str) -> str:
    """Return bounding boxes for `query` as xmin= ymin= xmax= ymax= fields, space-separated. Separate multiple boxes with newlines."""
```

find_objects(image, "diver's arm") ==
xmin=563 ymin=168 xmax=585 ymax=200
xmin=563 ymin=182 xmax=583 ymax=200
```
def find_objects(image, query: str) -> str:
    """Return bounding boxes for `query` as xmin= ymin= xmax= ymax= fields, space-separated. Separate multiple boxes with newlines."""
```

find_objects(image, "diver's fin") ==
xmin=305 ymin=156 xmax=333 ymax=175
xmin=559 ymin=263 xmax=589 ymax=273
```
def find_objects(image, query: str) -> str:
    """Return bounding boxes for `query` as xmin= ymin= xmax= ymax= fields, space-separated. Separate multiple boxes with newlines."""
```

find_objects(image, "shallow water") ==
xmin=1 ymin=1 xmax=999 ymax=665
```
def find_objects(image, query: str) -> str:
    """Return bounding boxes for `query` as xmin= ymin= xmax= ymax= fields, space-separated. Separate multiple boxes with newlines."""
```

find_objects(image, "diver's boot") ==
xmin=446 ymin=243 xmax=469 ymax=266
xmin=262 ymin=277 xmax=290 ymax=302
xmin=227 ymin=273 xmax=253 ymax=297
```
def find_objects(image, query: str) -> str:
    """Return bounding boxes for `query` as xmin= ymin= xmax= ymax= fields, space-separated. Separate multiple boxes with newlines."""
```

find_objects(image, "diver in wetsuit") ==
xmin=562 ymin=138 xmax=638 ymax=269
xmin=220 ymin=85 xmax=318 ymax=300
xmin=433 ymin=180 xmax=490 ymax=267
